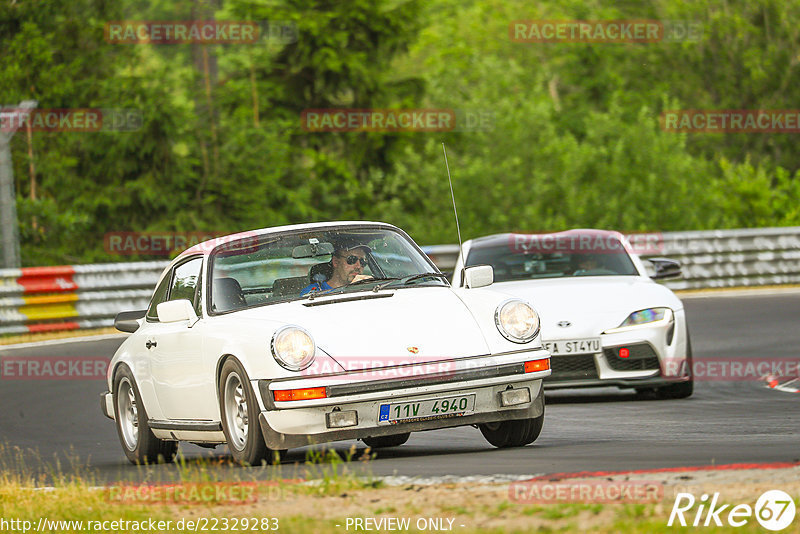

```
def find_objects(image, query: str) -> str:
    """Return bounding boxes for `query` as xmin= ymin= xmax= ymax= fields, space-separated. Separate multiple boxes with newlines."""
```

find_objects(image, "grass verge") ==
xmin=3 ymin=444 xmax=799 ymax=533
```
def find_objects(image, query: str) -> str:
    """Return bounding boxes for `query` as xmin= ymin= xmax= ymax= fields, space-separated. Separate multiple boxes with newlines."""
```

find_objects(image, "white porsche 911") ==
xmin=452 ymin=229 xmax=692 ymax=399
xmin=101 ymin=221 xmax=551 ymax=465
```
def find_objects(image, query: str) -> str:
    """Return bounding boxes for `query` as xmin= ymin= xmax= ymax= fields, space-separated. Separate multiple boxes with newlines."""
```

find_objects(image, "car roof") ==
xmin=465 ymin=229 xmax=627 ymax=250
xmin=177 ymin=220 xmax=398 ymax=258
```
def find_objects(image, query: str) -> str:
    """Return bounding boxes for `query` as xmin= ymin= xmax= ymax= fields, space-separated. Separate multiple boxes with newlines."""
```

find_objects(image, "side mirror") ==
xmin=464 ymin=265 xmax=493 ymax=289
xmin=157 ymin=299 xmax=199 ymax=326
xmin=649 ymin=258 xmax=682 ymax=280
xmin=114 ymin=310 xmax=146 ymax=333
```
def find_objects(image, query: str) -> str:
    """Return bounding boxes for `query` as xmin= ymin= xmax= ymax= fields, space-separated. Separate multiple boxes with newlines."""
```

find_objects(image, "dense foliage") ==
xmin=1 ymin=0 xmax=799 ymax=265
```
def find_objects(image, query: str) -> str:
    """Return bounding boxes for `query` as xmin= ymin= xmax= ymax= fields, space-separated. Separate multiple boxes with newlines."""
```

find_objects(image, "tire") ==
xmin=362 ymin=433 xmax=410 ymax=449
xmin=113 ymin=366 xmax=177 ymax=465
xmin=219 ymin=358 xmax=284 ymax=466
xmin=637 ymin=326 xmax=695 ymax=400
xmin=479 ymin=413 xmax=545 ymax=448
xmin=654 ymin=379 xmax=694 ymax=399
xmin=657 ymin=332 xmax=694 ymax=399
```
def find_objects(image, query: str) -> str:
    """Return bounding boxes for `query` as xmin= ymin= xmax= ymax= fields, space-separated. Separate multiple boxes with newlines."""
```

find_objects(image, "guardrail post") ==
xmin=0 ymin=101 xmax=38 ymax=269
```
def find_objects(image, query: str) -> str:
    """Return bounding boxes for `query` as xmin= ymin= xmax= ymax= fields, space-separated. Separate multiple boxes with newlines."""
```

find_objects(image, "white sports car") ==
xmin=452 ymin=229 xmax=692 ymax=399
xmin=101 ymin=221 xmax=551 ymax=465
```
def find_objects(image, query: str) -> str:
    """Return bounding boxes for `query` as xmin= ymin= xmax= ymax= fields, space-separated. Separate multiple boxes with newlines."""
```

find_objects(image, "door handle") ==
xmin=145 ymin=340 xmax=157 ymax=349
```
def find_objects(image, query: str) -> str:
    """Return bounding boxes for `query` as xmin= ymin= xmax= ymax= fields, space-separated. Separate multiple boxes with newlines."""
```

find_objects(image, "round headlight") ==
xmin=495 ymin=299 xmax=540 ymax=343
xmin=271 ymin=326 xmax=316 ymax=371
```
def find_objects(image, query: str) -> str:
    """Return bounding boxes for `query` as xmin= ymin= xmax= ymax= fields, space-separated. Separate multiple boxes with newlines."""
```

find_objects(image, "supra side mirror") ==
xmin=464 ymin=265 xmax=494 ymax=288
xmin=114 ymin=310 xmax=146 ymax=333
xmin=648 ymin=257 xmax=682 ymax=280
xmin=157 ymin=299 xmax=199 ymax=326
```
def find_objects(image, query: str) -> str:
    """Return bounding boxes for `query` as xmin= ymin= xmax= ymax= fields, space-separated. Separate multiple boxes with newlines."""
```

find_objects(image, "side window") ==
xmin=146 ymin=274 xmax=171 ymax=321
xmin=146 ymin=258 xmax=203 ymax=322
xmin=170 ymin=258 xmax=202 ymax=306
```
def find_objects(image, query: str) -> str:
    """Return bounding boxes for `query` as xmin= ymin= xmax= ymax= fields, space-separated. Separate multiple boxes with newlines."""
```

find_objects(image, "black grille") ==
xmin=604 ymin=344 xmax=660 ymax=372
xmin=548 ymin=354 xmax=598 ymax=380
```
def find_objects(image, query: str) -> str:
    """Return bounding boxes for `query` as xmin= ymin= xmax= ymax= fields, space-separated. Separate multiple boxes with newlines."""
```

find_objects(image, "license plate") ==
xmin=543 ymin=338 xmax=601 ymax=356
xmin=378 ymin=394 xmax=476 ymax=424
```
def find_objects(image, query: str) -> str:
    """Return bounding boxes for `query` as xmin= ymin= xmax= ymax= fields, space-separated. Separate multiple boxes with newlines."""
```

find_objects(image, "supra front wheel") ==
xmin=113 ymin=366 xmax=177 ymax=465
xmin=219 ymin=358 xmax=284 ymax=466
xmin=638 ymin=332 xmax=694 ymax=400
xmin=656 ymin=333 xmax=694 ymax=399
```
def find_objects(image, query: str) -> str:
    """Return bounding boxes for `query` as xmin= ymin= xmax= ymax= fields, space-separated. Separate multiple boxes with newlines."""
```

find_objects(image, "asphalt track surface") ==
xmin=1 ymin=290 xmax=798 ymax=483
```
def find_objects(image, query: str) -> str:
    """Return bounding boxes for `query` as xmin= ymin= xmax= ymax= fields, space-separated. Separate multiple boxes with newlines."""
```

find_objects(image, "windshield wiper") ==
xmin=375 ymin=272 xmax=448 ymax=291
xmin=304 ymin=285 xmax=326 ymax=301
xmin=321 ymin=277 xmax=397 ymax=296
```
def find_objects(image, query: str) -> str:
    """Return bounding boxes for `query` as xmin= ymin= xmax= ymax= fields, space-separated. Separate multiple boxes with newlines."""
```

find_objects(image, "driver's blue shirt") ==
xmin=300 ymin=281 xmax=333 ymax=296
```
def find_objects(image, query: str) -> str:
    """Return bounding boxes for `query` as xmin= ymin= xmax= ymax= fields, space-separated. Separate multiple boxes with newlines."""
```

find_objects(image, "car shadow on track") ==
xmin=544 ymin=388 xmax=649 ymax=404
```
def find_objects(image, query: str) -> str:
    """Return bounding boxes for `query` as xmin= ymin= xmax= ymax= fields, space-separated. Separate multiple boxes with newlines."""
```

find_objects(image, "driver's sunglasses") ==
xmin=338 ymin=254 xmax=367 ymax=266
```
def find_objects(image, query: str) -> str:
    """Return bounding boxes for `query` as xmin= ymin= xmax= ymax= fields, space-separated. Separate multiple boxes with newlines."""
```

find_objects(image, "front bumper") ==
xmin=544 ymin=312 xmax=690 ymax=390
xmin=100 ymin=391 xmax=114 ymax=420
xmin=256 ymin=348 xmax=550 ymax=450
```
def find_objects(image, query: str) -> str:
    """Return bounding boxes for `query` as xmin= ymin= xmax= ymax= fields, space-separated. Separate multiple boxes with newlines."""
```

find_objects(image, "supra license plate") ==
xmin=542 ymin=338 xmax=601 ymax=356
xmin=378 ymin=394 xmax=476 ymax=424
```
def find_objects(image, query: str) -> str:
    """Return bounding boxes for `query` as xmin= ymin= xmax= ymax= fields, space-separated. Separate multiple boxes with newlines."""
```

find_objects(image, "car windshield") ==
xmin=208 ymin=226 xmax=445 ymax=312
xmin=466 ymin=234 xmax=639 ymax=282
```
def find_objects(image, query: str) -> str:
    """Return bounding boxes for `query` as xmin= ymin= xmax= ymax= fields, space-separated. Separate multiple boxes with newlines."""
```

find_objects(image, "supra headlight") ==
xmin=495 ymin=299 xmax=540 ymax=343
xmin=270 ymin=326 xmax=316 ymax=371
xmin=604 ymin=307 xmax=673 ymax=333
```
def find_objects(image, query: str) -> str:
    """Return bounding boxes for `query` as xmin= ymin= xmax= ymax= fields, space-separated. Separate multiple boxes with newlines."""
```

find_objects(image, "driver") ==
xmin=300 ymin=243 xmax=372 ymax=295
xmin=573 ymin=254 xmax=600 ymax=275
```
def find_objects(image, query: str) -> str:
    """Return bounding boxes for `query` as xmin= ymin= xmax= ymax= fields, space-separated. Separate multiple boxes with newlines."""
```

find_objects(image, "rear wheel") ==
xmin=362 ymin=433 xmax=410 ymax=449
xmin=479 ymin=412 xmax=544 ymax=448
xmin=113 ymin=366 xmax=177 ymax=465
xmin=219 ymin=359 xmax=284 ymax=466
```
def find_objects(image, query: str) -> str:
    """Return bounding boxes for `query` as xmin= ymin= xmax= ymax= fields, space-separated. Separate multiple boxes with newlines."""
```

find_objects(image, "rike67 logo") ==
xmin=668 ymin=490 xmax=796 ymax=531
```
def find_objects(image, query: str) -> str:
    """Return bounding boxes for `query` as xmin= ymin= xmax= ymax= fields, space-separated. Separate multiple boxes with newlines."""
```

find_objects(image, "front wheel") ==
xmin=639 ymin=332 xmax=694 ymax=400
xmin=656 ymin=333 xmax=694 ymax=399
xmin=653 ymin=378 xmax=694 ymax=399
xmin=219 ymin=359 xmax=284 ymax=466
xmin=479 ymin=413 xmax=544 ymax=448
xmin=113 ymin=366 xmax=177 ymax=465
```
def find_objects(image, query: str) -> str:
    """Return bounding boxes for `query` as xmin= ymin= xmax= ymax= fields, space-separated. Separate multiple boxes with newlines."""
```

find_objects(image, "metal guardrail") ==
xmin=0 ymin=262 xmax=166 ymax=335
xmin=1 ymin=227 xmax=798 ymax=335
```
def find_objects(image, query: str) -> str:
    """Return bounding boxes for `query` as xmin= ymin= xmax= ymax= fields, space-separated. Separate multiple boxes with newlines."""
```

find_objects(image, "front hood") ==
xmin=232 ymin=287 xmax=490 ymax=370
xmin=489 ymin=276 xmax=682 ymax=339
